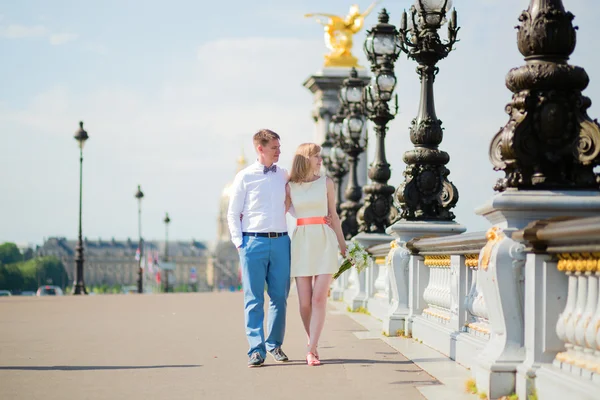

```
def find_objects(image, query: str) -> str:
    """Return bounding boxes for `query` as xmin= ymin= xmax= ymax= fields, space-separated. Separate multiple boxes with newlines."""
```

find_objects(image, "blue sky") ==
xmin=1 ymin=0 xmax=599 ymax=246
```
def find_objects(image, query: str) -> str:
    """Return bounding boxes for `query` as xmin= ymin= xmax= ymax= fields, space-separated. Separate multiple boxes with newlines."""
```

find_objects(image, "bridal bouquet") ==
xmin=333 ymin=240 xmax=374 ymax=280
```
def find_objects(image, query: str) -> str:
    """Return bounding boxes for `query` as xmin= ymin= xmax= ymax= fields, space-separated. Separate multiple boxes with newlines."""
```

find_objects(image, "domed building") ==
xmin=207 ymin=153 xmax=247 ymax=290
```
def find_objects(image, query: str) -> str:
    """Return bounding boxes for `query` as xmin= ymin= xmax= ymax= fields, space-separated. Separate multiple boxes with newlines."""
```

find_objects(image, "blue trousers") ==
xmin=239 ymin=234 xmax=291 ymax=358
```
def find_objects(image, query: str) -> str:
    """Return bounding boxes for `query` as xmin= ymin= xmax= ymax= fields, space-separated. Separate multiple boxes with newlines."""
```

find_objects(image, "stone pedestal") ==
xmin=473 ymin=190 xmax=600 ymax=399
xmin=303 ymin=68 xmax=370 ymax=188
xmin=353 ymin=232 xmax=393 ymax=327
xmin=386 ymin=221 xmax=466 ymax=337
xmin=330 ymin=253 xmax=347 ymax=301
xmin=515 ymin=254 xmax=568 ymax=400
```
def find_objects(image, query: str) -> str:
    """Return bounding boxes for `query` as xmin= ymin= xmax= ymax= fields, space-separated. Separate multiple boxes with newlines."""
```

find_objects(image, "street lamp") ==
xmin=357 ymin=9 xmax=401 ymax=233
xmin=321 ymin=132 xmax=333 ymax=173
xmin=489 ymin=0 xmax=600 ymax=191
xmin=326 ymin=111 xmax=349 ymax=214
xmin=163 ymin=212 xmax=170 ymax=293
xmin=73 ymin=121 xmax=89 ymax=295
xmin=339 ymin=68 xmax=367 ymax=239
xmin=135 ymin=185 xmax=144 ymax=294
xmin=394 ymin=0 xmax=460 ymax=220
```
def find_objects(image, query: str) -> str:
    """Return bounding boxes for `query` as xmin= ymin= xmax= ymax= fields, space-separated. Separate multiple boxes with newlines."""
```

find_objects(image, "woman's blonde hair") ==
xmin=289 ymin=143 xmax=321 ymax=183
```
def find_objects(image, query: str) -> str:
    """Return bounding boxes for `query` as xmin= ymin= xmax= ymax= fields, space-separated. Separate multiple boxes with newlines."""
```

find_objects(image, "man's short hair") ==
xmin=253 ymin=129 xmax=280 ymax=148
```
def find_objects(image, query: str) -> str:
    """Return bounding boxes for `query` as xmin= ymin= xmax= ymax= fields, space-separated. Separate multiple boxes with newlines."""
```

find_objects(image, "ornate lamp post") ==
xmin=73 ymin=121 xmax=89 ymax=295
xmin=395 ymin=0 xmax=460 ymax=221
xmin=357 ymin=9 xmax=401 ymax=233
xmin=490 ymin=0 xmax=600 ymax=191
xmin=321 ymin=129 xmax=334 ymax=173
xmin=326 ymin=112 xmax=349 ymax=214
xmin=163 ymin=212 xmax=170 ymax=293
xmin=339 ymin=68 xmax=368 ymax=239
xmin=135 ymin=185 xmax=144 ymax=294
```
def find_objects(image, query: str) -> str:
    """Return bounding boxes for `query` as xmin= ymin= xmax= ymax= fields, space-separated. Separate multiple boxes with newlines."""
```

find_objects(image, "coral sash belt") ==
xmin=297 ymin=216 xmax=327 ymax=226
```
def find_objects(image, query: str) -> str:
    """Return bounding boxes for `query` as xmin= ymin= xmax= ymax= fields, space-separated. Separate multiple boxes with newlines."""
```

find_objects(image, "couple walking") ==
xmin=227 ymin=129 xmax=347 ymax=367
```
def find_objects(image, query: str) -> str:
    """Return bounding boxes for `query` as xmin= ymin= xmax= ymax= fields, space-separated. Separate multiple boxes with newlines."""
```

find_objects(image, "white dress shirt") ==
xmin=227 ymin=161 xmax=288 ymax=248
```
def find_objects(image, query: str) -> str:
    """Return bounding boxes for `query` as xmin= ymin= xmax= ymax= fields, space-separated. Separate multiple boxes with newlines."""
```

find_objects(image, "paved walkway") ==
xmin=0 ymin=292 xmax=473 ymax=399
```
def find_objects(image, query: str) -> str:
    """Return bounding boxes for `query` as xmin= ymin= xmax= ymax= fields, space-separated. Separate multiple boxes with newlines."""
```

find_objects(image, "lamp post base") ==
xmin=72 ymin=282 xmax=88 ymax=295
xmin=137 ymin=268 xmax=143 ymax=294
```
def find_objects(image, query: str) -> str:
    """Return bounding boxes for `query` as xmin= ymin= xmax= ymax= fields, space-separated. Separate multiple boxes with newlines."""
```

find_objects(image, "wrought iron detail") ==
xmin=356 ymin=9 xmax=401 ymax=233
xmin=490 ymin=0 xmax=600 ymax=191
xmin=394 ymin=1 xmax=460 ymax=221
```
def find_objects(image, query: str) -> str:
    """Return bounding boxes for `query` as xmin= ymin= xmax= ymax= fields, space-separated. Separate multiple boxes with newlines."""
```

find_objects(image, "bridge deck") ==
xmin=0 ymin=292 xmax=472 ymax=399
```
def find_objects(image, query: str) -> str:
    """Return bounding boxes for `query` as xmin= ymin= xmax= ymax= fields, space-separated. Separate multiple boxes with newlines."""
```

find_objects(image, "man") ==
xmin=227 ymin=129 xmax=290 ymax=368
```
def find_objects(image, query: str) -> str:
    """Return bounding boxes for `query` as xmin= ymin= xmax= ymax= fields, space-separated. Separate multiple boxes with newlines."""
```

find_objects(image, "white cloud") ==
xmin=0 ymin=36 xmax=325 ymax=243
xmin=49 ymin=33 xmax=78 ymax=45
xmin=0 ymin=22 xmax=77 ymax=45
xmin=1 ymin=24 xmax=47 ymax=38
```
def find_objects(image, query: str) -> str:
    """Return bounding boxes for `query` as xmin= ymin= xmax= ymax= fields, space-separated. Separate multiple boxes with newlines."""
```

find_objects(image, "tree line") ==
xmin=0 ymin=242 xmax=68 ymax=293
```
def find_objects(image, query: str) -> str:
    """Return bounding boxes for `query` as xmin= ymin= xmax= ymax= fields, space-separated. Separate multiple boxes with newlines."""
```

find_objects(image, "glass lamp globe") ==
xmin=343 ymin=116 xmax=364 ymax=140
xmin=74 ymin=121 xmax=89 ymax=150
xmin=321 ymin=140 xmax=332 ymax=159
xmin=414 ymin=0 xmax=452 ymax=12
xmin=333 ymin=119 xmax=344 ymax=137
xmin=349 ymin=116 xmax=364 ymax=140
xmin=414 ymin=0 xmax=452 ymax=26
xmin=329 ymin=119 xmax=338 ymax=138
xmin=330 ymin=146 xmax=339 ymax=164
xmin=376 ymin=73 xmax=396 ymax=101
xmin=334 ymin=147 xmax=347 ymax=163
xmin=345 ymin=86 xmax=363 ymax=104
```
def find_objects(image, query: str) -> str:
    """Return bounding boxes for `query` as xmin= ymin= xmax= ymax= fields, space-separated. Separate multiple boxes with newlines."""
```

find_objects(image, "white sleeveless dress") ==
xmin=289 ymin=176 xmax=340 ymax=278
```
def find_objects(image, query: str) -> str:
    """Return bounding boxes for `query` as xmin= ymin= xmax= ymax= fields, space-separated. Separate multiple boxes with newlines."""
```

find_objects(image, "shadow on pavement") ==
xmin=390 ymin=379 xmax=441 ymax=385
xmin=261 ymin=358 xmax=416 ymax=366
xmin=0 ymin=364 xmax=202 ymax=371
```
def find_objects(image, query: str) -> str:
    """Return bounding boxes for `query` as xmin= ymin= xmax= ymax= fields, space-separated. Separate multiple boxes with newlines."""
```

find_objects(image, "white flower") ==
xmin=334 ymin=240 xmax=374 ymax=279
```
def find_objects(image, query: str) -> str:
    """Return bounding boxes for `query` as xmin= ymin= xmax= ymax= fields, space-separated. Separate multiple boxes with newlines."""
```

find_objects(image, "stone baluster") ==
xmin=465 ymin=254 xmax=490 ymax=337
xmin=422 ymin=256 xmax=452 ymax=322
xmin=576 ymin=266 xmax=598 ymax=378
xmin=383 ymin=240 xmax=411 ymax=336
xmin=555 ymin=261 xmax=578 ymax=366
xmin=589 ymin=271 xmax=600 ymax=374
xmin=465 ymin=260 xmax=478 ymax=318
xmin=565 ymin=267 xmax=588 ymax=369
xmin=443 ymin=263 xmax=452 ymax=310
xmin=346 ymin=267 xmax=368 ymax=310
xmin=366 ymin=263 xmax=377 ymax=299
xmin=374 ymin=264 xmax=389 ymax=298
xmin=407 ymin=254 xmax=428 ymax=335
xmin=555 ymin=254 xmax=600 ymax=376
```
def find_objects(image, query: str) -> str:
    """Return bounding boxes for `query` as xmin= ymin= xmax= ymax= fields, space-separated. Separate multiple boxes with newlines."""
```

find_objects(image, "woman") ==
xmin=286 ymin=143 xmax=347 ymax=366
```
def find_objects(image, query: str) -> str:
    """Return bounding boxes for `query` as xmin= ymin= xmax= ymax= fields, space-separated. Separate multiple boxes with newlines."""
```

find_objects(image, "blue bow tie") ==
xmin=263 ymin=165 xmax=277 ymax=174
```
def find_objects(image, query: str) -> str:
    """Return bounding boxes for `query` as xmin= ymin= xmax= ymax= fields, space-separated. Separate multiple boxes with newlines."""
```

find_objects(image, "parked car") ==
xmin=36 ymin=286 xmax=64 ymax=296
xmin=0 ymin=290 xmax=11 ymax=296
xmin=20 ymin=291 xmax=35 ymax=296
xmin=122 ymin=285 xmax=138 ymax=294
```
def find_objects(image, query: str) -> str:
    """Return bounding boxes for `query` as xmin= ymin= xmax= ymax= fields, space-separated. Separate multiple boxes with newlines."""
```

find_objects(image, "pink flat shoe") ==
xmin=306 ymin=352 xmax=321 ymax=366
xmin=307 ymin=343 xmax=319 ymax=360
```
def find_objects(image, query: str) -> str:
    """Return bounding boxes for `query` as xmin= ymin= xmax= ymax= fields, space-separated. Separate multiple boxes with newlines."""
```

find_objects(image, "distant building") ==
xmin=37 ymin=237 xmax=209 ymax=291
xmin=208 ymin=153 xmax=247 ymax=290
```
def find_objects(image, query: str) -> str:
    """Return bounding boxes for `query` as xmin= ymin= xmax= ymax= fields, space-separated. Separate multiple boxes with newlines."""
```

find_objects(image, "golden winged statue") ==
xmin=305 ymin=2 xmax=379 ymax=68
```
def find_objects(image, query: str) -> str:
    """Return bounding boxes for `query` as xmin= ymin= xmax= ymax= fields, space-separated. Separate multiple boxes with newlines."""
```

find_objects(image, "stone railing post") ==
xmin=515 ymin=253 xmax=568 ymax=399
xmin=383 ymin=240 xmax=411 ymax=336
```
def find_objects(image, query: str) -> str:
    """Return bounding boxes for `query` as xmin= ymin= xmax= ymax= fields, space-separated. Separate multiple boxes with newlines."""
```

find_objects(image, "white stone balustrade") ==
xmin=407 ymin=232 xmax=489 ymax=366
xmin=553 ymin=254 xmax=600 ymax=379
xmin=464 ymin=254 xmax=490 ymax=339
xmin=422 ymin=255 xmax=452 ymax=323
xmin=514 ymin=215 xmax=600 ymax=400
